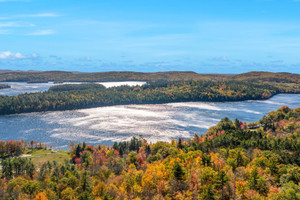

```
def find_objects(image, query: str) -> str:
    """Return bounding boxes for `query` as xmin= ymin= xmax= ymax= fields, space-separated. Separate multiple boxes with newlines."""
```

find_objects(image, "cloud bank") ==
xmin=0 ymin=51 xmax=38 ymax=59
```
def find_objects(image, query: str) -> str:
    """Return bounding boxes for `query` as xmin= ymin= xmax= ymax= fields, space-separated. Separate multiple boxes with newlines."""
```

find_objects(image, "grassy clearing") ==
xmin=24 ymin=149 xmax=69 ymax=168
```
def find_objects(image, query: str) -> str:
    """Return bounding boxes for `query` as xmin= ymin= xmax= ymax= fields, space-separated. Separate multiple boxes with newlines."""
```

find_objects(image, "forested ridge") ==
xmin=0 ymin=71 xmax=223 ymax=83
xmin=0 ymin=70 xmax=299 ymax=83
xmin=0 ymin=106 xmax=299 ymax=199
xmin=0 ymin=80 xmax=299 ymax=115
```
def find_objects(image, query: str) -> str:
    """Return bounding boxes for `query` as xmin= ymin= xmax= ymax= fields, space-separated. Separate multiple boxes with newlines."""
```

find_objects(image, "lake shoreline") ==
xmin=0 ymin=94 xmax=299 ymax=151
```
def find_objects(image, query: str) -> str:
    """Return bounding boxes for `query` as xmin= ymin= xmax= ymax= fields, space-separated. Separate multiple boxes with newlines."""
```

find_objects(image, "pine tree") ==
xmin=235 ymin=118 xmax=241 ymax=129
xmin=172 ymin=161 xmax=185 ymax=181
xmin=177 ymin=138 xmax=183 ymax=149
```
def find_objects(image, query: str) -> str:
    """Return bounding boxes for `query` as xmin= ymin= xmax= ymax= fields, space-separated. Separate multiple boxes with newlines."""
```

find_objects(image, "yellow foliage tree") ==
xmin=34 ymin=192 xmax=48 ymax=200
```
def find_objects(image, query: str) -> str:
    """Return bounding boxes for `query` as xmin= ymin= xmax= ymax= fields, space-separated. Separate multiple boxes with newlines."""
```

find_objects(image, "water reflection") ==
xmin=0 ymin=94 xmax=299 ymax=150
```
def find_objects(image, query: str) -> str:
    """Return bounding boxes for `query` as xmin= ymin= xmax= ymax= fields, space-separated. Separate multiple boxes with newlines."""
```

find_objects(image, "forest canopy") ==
xmin=48 ymin=83 xmax=105 ymax=92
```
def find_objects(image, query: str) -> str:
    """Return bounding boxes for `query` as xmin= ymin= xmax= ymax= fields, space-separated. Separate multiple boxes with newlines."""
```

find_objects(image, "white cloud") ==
xmin=0 ymin=51 xmax=39 ymax=59
xmin=0 ymin=21 xmax=36 ymax=35
xmin=17 ymin=12 xmax=61 ymax=18
xmin=210 ymin=56 xmax=230 ymax=62
xmin=0 ymin=21 xmax=21 ymax=28
xmin=0 ymin=51 xmax=25 ymax=59
xmin=0 ymin=21 xmax=35 ymax=29
xmin=0 ymin=12 xmax=60 ymax=20
xmin=28 ymin=29 xmax=56 ymax=36
xmin=30 ymin=53 xmax=39 ymax=58
xmin=0 ymin=0 xmax=30 ymax=2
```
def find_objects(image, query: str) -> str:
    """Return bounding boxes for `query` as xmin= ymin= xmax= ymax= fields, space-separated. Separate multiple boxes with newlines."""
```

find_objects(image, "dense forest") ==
xmin=0 ymin=80 xmax=299 ymax=115
xmin=0 ymin=106 xmax=299 ymax=199
xmin=0 ymin=84 xmax=10 ymax=90
xmin=48 ymin=84 xmax=106 ymax=92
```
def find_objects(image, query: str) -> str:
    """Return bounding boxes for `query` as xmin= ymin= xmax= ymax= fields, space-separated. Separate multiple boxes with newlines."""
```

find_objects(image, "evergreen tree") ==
xmin=172 ymin=161 xmax=185 ymax=181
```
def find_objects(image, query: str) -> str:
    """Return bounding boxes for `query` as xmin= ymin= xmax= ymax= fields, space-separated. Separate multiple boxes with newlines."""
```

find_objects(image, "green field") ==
xmin=23 ymin=149 xmax=69 ymax=168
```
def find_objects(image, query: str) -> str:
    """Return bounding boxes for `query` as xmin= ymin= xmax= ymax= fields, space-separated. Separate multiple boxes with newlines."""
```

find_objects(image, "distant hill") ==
xmin=0 ymin=70 xmax=298 ymax=83
xmin=232 ymin=71 xmax=300 ymax=83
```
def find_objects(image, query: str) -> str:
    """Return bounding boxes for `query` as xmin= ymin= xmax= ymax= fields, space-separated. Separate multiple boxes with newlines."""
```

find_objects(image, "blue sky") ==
xmin=0 ymin=0 xmax=300 ymax=73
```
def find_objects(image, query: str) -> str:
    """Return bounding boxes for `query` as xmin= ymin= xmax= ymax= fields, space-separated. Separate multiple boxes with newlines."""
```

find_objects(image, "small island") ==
xmin=0 ymin=84 xmax=10 ymax=90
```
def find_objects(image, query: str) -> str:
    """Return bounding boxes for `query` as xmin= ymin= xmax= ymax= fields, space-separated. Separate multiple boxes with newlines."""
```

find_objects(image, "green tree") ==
xmin=235 ymin=118 xmax=241 ymax=129
xmin=22 ymin=181 xmax=40 ymax=197
xmin=128 ymin=151 xmax=138 ymax=166
xmin=1 ymin=159 xmax=13 ymax=179
xmin=172 ymin=161 xmax=185 ymax=181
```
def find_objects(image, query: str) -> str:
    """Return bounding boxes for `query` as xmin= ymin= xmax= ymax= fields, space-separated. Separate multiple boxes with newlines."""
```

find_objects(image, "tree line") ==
xmin=48 ymin=83 xmax=105 ymax=92
xmin=0 ymin=140 xmax=47 ymax=158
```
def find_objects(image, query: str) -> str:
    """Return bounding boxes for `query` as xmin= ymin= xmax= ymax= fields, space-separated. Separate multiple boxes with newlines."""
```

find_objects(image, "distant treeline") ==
xmin=0 ymin=84 xmax=10 ymax=90
xmin=0 ymin=80 xmax=299 ymax=115
xmin=0 ymin=70 xmax=299 ymax=83
xmin=48 ymin=83 xmax=105 ymax=92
